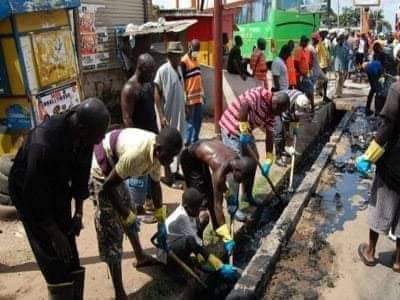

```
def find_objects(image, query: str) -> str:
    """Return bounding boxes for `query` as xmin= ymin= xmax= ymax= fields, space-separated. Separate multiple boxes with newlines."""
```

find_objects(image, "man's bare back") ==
xmin=189 ymin=139 xmax=238 ymax=172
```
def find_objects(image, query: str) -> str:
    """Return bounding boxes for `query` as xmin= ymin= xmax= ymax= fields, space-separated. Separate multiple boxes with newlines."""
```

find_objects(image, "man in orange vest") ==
xmin=181 ymin=39 xmax=204 ymax=146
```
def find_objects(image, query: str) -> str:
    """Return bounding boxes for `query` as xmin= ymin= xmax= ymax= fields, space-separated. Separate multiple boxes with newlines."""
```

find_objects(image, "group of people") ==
xmin=8 ymin=37 xmax=314 ymax=300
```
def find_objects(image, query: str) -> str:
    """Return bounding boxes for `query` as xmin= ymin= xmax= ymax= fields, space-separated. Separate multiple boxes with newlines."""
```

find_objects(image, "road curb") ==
xmin=227 ymin=111 xmax=354 ymax=300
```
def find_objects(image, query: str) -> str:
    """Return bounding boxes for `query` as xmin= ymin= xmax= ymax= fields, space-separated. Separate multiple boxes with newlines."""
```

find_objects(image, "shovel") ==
xmin=150 ymin=233 xmax=208 ymax=289
xmin=288 ymin=133 xmax=297 ymax=193
xmin=246 ymin=145 xmax=284 ymax=204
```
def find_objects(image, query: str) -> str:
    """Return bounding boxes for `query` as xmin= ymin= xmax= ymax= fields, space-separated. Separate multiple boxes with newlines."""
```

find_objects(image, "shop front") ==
xmin=0 ymin=0 xmax=82 ymax=154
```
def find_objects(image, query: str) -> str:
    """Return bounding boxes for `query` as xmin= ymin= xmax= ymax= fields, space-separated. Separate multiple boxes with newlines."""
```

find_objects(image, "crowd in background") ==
xmin=227 ymin=29 xmax=400 ymax=116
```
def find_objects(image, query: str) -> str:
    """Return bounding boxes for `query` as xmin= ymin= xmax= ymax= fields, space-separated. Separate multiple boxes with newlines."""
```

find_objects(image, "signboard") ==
xmin=299 ymin=0 xmax=329 ymax=14
xmin=32 ymin=29 xmax=77 ymax=88
xmin=7 ymin=0 xmax=80 ymax=14
xmin=36 ymin=82 xmax=80 ymax=122
xmin=353 ymin=0 xmax=381 ymax=6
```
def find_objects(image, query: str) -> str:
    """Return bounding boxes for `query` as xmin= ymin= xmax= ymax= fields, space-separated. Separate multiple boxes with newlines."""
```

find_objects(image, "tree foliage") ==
xmin=320 ymin=7 xmax=392 ymax=32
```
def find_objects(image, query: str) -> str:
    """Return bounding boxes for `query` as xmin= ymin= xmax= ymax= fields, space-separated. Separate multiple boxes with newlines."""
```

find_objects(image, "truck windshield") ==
xmin=235 ymin=0 xmax=271 ymax=24
xmin=276 ymin=0 xmax=299 ymax=11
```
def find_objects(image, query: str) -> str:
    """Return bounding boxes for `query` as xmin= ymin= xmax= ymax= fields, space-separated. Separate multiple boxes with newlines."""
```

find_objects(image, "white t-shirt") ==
xmin=166 ymin=205 xmax=202 ymax=246
xmin=358 ymin=39 xmax=365 ymax=54
xmin=271 ymin=57 xmax=289 ymax=90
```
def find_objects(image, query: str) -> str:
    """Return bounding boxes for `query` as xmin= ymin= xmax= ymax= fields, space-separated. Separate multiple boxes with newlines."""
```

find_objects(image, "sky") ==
xmin=154 ymin=0 xmax=398 ymax=27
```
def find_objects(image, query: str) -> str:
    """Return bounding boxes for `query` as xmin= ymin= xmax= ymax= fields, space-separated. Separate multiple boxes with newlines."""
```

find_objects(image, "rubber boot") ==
xmin=47 ymin=282 xmax=74 ymax=300
xmin=71 ymin=267 xmax=85 ymax=300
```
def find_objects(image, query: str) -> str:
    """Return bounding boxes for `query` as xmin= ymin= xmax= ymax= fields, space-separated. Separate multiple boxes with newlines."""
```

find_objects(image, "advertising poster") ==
xmin=32 ymin=30 xmax=77 ymax=87
xmin=36 ymin=82 xmax=80 ymax=123
xmin=79 ymin=4 xmax=109 ymax=71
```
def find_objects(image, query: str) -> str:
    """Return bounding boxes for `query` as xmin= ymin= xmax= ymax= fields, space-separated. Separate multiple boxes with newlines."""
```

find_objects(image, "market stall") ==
xmin=0 ymin=0 xmax=81 ymax=154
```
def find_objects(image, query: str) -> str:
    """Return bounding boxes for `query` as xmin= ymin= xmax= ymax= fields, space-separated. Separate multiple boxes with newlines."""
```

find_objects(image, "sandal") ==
xmin=358 ymin=243 xmax=377 ymax=267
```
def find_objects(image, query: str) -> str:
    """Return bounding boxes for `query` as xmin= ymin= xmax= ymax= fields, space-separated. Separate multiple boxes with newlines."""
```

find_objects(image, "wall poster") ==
xmin=79 ymin=3 xmax=110 ymax=71
xmin=35 ymin=81 xmax=80 ymax=123
xmin=32 ymin=30 xmax=77 ymax=87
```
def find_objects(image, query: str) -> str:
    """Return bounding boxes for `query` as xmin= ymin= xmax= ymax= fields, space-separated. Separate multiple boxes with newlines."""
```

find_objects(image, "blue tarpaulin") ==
xmin=0 ymin=0 xmax=80 ymax=20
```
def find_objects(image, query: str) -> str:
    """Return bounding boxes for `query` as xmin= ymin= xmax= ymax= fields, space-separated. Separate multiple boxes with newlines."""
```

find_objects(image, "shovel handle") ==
xmin=288 ymin=134 xmax=297 ymax=192
xmin=151 ymin=233 xmax=208 ymax=289
xmin=246 ymin=145 xmax=284 ymax=202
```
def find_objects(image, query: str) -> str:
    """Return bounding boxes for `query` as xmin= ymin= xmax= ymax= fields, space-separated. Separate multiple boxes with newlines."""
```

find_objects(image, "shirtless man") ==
xmin=180 ymin=139 xmax=257 ymax=256
xmin=121 ymin=53 xmax=158 ymax=222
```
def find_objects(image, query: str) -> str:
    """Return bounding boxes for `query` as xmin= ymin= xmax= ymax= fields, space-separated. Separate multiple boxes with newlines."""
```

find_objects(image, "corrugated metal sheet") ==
xmin=80 ymin=0 xmax=146 ymax=71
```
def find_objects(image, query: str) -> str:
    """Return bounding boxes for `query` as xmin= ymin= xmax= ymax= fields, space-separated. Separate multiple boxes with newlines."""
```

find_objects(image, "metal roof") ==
xmin=0 ymin=0 xmax=81 ymax=21
xmin=121 ymin=19 xmax=198 ymax=37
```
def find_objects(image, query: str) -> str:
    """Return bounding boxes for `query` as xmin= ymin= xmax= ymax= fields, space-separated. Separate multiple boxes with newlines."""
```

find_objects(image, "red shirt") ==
xmin=294 ymin=47 xmax=311 ymax=77
xmin=285 ymin=56 xmax=297 ymax=87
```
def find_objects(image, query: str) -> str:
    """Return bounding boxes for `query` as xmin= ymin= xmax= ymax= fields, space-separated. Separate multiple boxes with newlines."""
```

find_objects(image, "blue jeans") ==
xmin=124 ymin=176 xmax=148 ymax=207
xmin=185 ymin=103 xmax=203 ymax=146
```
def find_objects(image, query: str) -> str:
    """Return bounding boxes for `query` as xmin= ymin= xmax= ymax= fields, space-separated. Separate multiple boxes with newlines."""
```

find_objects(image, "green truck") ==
xmin=235 ymin=0 xmax=324 ymax=61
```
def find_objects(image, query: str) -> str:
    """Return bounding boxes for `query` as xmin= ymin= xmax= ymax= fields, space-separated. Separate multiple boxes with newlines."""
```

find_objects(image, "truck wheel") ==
xmin=0 ymin=155 xmax=14 ymax=177
xmin=0 ymin=204 xmax=17 ymax=221
xmin=0 ymin=192 xmax=11 ymax=205
xmin=0 ymin=172 xmax=9 ymax=195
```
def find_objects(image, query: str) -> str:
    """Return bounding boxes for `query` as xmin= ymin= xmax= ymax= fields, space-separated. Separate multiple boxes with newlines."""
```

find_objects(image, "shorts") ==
xmin=368 ymin=175 xmax=400 ymax=238
xmin=180 ymin=147 xmax=213 ymax=210
xmin=91 ymin=177 xmax=137 ymax=264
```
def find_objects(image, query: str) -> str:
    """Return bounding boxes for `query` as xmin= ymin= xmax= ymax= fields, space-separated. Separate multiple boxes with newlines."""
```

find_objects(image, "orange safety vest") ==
xmin=181 ymin=54 xmax=204 ymax=105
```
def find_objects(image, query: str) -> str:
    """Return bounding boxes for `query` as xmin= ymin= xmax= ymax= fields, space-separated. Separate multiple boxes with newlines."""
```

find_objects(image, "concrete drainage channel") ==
xmin=226 ymin=109 xmax=353 ymax=300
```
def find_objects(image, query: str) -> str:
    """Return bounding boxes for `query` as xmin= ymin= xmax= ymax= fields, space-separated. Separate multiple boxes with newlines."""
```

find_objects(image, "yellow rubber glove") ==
xmin=121 ymin=210 xmax=136 ymax=227
xmin=364 ymin=139 xmax=385 ymax=163
xmin=215 ymin=224 xmax=233 ymax=243
xmin=239 ymin=121 xmax=251 ymax=134
xmin=207 ymin=254 xmax=224 ymax=271
xmin=154 ymin=206 xmax=166 ymax=223
xmin=196 ymin=254 xmax=206 ymax=265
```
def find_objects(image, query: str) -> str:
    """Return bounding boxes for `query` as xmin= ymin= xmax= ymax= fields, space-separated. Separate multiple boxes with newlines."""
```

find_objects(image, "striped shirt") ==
xmin=219 ymin=87 xmax=274 ymax=136
xmin=282 ymin=89 xmax=304 ymax=122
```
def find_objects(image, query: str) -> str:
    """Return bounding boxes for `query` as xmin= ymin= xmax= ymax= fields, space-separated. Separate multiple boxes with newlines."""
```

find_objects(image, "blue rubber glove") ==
xmin=156 ymin=223 xmax=168 ymax=251
xmin=261 ymin=161 xmax=272 ymax=177
xmin=218 ymin=264 xmax=240 ymax=281
xmin=239 ymin=133 xmax=253 ymax=145
xmin=224 ymin=239 xmax=236 ymax=256
xmin=356 ymin=155 xmax=372 ymax=176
